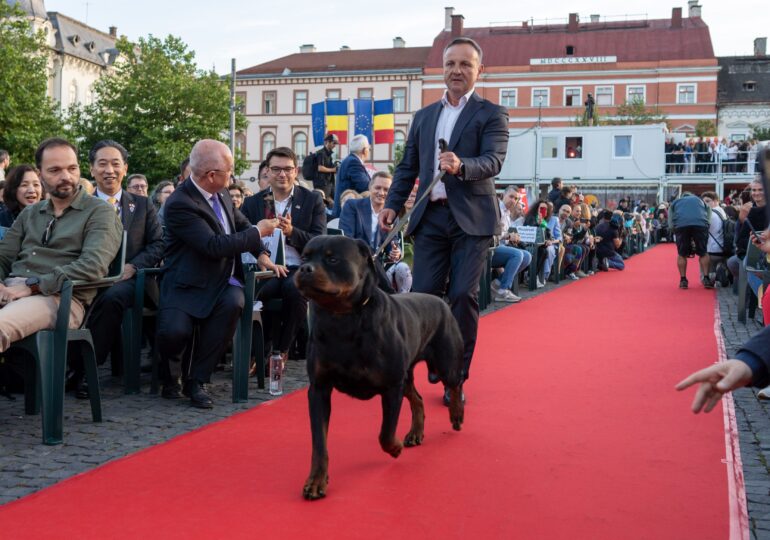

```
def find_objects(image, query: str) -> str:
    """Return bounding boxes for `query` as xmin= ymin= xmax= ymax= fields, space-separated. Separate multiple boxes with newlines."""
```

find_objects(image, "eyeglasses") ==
xmin=42 ymin=217 xmax=57 ymax=246
xmin=269 ymin=166 xmax=295 ymax=175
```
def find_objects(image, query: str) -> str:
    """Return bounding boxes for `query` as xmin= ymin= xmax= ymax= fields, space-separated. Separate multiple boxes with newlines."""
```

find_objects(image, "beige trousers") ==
xmin=0 ymin=278 xmax=85 ymax=352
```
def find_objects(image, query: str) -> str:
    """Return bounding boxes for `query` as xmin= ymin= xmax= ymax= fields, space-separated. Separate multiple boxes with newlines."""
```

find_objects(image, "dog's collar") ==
xmin=361 ymin=296 xmax=370 ymax=306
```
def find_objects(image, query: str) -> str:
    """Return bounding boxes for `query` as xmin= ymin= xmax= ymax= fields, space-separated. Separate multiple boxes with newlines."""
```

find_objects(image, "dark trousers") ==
xmin=256 ymin=267 xmax=307 ymax=353
xmin=411 ymin=203 xmax=491 ymax=381
xmin=156 ymin=285 xmax=244 ymax=385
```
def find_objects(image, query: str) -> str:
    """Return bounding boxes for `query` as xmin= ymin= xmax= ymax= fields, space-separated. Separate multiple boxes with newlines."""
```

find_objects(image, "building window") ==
xmin=392 ymin=88 xmax=406 ymax=112
xmin=294 ymin=90 xmax=308 ymax=114
xmin=263 ymin=91 xmax=277 ymax=114
xmin=565 ymin=137 xmax=583 ymax=159
xmin=541 ymin=136 xmax=558 ymax=159
xmin=393 ymin=129 xmax=406 ymax=159
xmin=532 ymin=88 xmax=549 ymax=107
xmin=293 ymin=132 xmax=308 ymax=160
xmin=626 ymin=85 xmax=646 ymax=103
xmin=261 ymin=132 xmax=276 ymax=159
xmin=613 ymin=135 xmax=632 ymax=158
xmin=500 ymin=88 xmax=517 ymax=108
xmin=85 ymin=86 xmax=94 ymax=106
xmin=743 ymin=81 xmax=756 ymax=92
xmin=357 ymin=88 xmax=373 ymax=100
xmin=68 ymin=81 xmax=78 ymax=105
xmin=236 ymin=91 xmax=247 ymax=114
xmin=677 ymin=84 xmax=696 ymax=104
xmin=326 ymin=89 xmax=341 ymax=100
xmin=566 ymin=45 xmax=575 ymax=56
xmin=595 ymin=86 xmax=613 ymax=106
xmin=564 ymin=87 xmax=581 ymax=107
xmin=235 ymin=133 xmax=247 ymax=157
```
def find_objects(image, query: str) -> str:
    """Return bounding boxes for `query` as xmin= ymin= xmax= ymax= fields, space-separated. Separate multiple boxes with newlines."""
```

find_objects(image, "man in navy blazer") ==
xmin=332 ymin=134 xmax=371 ymax=218
xmin=157 ymin=140 xmax=280 ymax=408
xmin=241 ymin=147 xmax=326 ymax=360
xmin=379 ymin=37 xmax=509 ymax=402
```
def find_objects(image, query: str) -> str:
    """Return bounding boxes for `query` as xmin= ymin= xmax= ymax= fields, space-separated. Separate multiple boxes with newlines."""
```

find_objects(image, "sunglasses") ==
xmin=42 ymin=217 xmax=57 ymax=246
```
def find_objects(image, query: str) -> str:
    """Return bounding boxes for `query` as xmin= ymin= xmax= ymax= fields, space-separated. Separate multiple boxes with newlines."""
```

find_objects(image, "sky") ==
xmin=44 ymin=0 xmax=766 ymax=73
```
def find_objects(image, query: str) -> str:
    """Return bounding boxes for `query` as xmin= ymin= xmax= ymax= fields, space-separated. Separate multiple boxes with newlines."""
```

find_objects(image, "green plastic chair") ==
xmin=11 ymin=232 xmax=127 ymax=445
xmin=121 ymin=267 xmax=162 ymax=394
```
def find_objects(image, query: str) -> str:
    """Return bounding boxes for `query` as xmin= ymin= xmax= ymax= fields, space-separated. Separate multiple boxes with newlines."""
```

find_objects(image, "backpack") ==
xmin=301 ymin=152 xmax=318 ymax=181
xmin=710 ymin=209 xmax=736 ymax=256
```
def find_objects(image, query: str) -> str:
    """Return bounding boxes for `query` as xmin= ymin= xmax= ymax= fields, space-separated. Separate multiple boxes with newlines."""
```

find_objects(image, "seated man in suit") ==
xmin=241 ymin=147 xmax=326 ymax=364
xmin=72 ymin=140 xmax=165 ymax=397
xmin=340 ymin=171 xmax=410 ymax=293
xmin=157 ymin=139 xmax=280 ymax=408
xmin=331 ymin=134 xmax=371 ymax=218
xmin=0 ymin=138 xmax=122 ymax=350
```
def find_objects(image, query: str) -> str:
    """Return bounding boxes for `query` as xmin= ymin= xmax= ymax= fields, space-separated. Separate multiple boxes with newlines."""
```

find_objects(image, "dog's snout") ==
xmin=299 ymin=262 xmax=315 ymax=274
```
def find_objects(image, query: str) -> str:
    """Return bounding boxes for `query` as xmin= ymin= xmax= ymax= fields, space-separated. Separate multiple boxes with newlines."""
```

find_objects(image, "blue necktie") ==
xmin=210 ymin=194 xmax=242 ymax=288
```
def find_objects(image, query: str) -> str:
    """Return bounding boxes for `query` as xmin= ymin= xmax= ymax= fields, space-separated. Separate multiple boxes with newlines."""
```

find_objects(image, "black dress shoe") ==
xmin=161 ymin=383 xmax=183 ymax=399
xmin=442 ymin=387 xmax=466 ymax=407
xmin=187 ymin=381 xmax=214 ymax=409
xmin=75 ymin=379 xmax=89 ymax=400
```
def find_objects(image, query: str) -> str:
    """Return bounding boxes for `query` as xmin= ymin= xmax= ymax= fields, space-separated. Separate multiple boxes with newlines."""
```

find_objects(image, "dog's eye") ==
xmin=326 ymin=256 xmax=338 ymax=264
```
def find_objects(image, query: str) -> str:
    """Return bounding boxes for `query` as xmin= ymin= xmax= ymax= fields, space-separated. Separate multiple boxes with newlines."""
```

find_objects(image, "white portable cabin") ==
xmin=498 ymin=124 xmax=669 ymax=205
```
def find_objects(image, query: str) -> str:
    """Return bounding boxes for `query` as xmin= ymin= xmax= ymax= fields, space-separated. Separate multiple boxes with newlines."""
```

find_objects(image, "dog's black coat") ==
xmin=294 ymin=235 xmax=465 ymax=500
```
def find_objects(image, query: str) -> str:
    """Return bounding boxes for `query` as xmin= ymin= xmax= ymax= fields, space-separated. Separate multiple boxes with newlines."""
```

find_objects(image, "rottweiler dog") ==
xmin=294 ymin=235 xmax=465 ymax=500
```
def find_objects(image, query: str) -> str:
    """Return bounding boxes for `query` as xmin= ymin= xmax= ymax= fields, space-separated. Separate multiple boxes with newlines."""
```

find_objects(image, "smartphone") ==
xmin=745 ymin=218 xmax=764 ymax=244
xmin=740 ymin=190 xmax=752 ymax=204
xmin=538 ymin=207 xmax=547 ymax=218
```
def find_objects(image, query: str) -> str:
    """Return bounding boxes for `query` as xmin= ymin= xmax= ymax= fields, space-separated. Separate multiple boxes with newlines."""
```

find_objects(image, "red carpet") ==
xmin=0 ymin=244 xmax=740 ymax=539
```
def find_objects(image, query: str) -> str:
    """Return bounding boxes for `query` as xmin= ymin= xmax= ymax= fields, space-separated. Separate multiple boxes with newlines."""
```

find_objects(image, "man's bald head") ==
xmin=189 ymin=139 xmax=234 ymax=193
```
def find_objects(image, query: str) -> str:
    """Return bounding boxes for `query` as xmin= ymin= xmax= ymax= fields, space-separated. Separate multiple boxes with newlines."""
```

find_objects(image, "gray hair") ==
xmin=189 ymin=139 xmax=231 ymax=176
xmin=443 ymin=37 xmax=483 ymax=64
xmin=503 ymin=185 xmax=519 ymax=197
xmin=349 ymin=134 xmax=370 ymax=155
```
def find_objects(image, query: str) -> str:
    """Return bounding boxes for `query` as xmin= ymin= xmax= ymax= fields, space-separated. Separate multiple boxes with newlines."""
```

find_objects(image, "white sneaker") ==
xmin=758 ymin=387 xmax=770 ymax=400
xmin=490 ymin=278 xmax=501 ymax=292
xmin=495 ymin=289 xmax=521 ymax=303
xmin=536 ymin=278 xmax=545 ymax=289
xmin=567 ymin=272 xmax=579 ymax=280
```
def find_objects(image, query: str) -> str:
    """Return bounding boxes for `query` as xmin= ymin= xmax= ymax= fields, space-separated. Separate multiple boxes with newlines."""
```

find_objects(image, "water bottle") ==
xmin=269 ymin=352 xmax=283 ymax=396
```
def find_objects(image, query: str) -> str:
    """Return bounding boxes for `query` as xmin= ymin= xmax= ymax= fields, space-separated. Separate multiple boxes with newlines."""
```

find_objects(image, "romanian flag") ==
xmin=373 ymin=99 xmax=395 ymax=144
xmin=325 ymin=100 xmax=348 ymax=144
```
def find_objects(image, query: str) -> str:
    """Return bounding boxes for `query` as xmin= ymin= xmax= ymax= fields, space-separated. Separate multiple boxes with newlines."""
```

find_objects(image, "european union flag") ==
xmin=311 ymin=102 xmax=326 ymax=147
xmin=353 ymin=99 xmax=373 ymax=144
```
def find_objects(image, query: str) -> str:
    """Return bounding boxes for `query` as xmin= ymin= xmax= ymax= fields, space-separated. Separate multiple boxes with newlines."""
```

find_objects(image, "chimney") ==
xmin=109 ymin=26 xmax=117 ymax=37
xmin=451 ymin=14 xmax=464 ymax=37
xmin=756 ymin=37 xmax=768 ymax=57
xmin=671 ymin=7 xmax=682 ymax=28
xmin=688 ymin=0 xmax=702 ymax=18
xmin=568 ymin=13 xmax=579 ymax=33
xmin=299 ymin=44 xmax=316 ymax=53
xmin=590 ymin=14 xmax=600 ymax=23
xmin=393 ymin=36 xmax=405 ymax=48
xmin=444 ymin=7 xmax=454 ymax=32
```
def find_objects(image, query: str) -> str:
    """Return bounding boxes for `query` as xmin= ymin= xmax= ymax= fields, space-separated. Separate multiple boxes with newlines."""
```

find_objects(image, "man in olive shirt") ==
xmin=0 ymin=138 xmax=122 ymax=351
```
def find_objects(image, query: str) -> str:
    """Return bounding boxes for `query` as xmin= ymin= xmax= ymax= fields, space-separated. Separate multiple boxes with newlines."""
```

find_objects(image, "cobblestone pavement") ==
xmin=2 ymin=252 xmax=769 ymax=539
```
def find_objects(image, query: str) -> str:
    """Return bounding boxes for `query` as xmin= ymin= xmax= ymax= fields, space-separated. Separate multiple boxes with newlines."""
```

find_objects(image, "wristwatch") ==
xmin=25 ymin=277 xmax=41 ymax=295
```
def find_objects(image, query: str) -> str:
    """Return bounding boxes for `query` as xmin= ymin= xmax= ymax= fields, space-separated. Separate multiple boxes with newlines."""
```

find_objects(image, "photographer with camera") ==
xmin=594 ymin=210 xmax=625 ymax=271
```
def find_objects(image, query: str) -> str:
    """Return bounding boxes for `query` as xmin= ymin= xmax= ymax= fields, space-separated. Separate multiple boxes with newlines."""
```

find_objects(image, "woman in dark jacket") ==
xmin=0 ymin=165 xmax=43 ymax=228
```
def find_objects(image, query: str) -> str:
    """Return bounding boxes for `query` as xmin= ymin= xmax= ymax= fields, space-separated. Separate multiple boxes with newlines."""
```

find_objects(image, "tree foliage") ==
xmin=388 ymin=144 xmax=405 ymax=175
xmin=68 ymin=35 xmax=247 ymax=184
xmin=0 ymin=2 xmax=63 ymax=164
xmin=751 ymin=125 xmax=770 ymax=141
xmin=603 ymin=99 xmax=669 ymax=127
xmin=572 ymin=106 xmax=601 ymax=127
xmin=695 ymin=120 xmax=716 ymax=137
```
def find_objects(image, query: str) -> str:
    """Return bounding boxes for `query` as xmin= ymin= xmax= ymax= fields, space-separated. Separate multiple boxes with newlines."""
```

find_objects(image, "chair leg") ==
xmin=252 ymin=319 xmax=265 ymax=389
xmin=36 ymin=332 xmax=64 ymax=445
xmin=738 ymin=270 xmax=748 ymax=323
xmin=150 ymin=346 xmax=160 ymax=395
xmin=24 ymin=352 xmax=39 ymax=415
xmin=80 ymin=341 xmax=102 ymax=423
xmin=121 ymin=310 xmax=140 ymax=394
xmin=232 ymin=314 xmax=251 ymax=403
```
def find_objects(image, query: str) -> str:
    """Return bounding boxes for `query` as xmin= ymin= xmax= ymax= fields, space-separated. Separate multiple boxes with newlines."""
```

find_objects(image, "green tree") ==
xmin=388 ymin=143 xmax=405 ymax=175
xmin=695 ymin=120 xmax=716 ymax=137
xmin=572 ymin=106 xmax=601 ymax=127
xmin=68 ymin=35 xmax=247 ymax=184
xmin=604 ymin=99 xmax=669 ymax=127
xmin=0 ymin=3 xmax=63 ymax=164
xmin=751 ymin=125 xmax=770 ymax=141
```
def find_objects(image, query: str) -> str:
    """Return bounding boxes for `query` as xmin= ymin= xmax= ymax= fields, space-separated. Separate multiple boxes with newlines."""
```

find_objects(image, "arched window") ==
xmin=261 ymin=132 xmax=276 ymax=159
xmin=85 ymin=86 xmax=94 ymax=106
xmin=68 ymin=80 xmax=78 ymax=105
xmin=293 ymin=132 xmax=308 ymax=161
xmin=393 ymin=130 xmax=406 ymax=160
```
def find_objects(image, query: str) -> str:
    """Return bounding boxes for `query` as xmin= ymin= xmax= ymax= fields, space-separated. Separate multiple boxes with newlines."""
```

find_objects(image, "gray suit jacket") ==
xmin=385 ymin=92 xmax=509 ymax=236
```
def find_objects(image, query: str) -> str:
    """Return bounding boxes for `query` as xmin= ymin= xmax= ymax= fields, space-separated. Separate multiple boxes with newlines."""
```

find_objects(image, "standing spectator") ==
xmin=125 ymin=174 xmax=149 ymax=197
xmin=332 ymin=134 xmax=371 ymax=218
xmin=701 ymin=191 xmax=728 ymax=283
xmin=379 ymin=36 xmax=509 ymax=403
xmin=0 ymin=138 xmax=122 ymax=350
xmin=156 ymin=140 xmax=279 ymax=408
xmin=547 ymin=177 xmax=562 ymax=205
xmin=0 ymin=150 xmax=9 ymax=182
xmin=0 ymin=165 xmax=43 ymax=227
xmin=726 ymin=141 xmax=739 ymax=173
xmin=669 ymin=192 xmax=712 ymax=289
xmin=314 ymin=134 xmax=338 ymax=200
xmin=228 ymin=183 xmax=245 ymax=210
xmin=151 ymin=181 xmax=175 ymax=226
xmin=554 ymin=185 xmax=573 ymax=211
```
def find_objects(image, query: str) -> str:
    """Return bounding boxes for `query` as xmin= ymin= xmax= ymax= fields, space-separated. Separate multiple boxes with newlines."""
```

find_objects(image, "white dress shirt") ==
xmin=96 ymin=189 xmax=123 ymax=217
xmin=431 ymin=88 xmax=475 ymax=201
xmin=269 ymin=187 xmax=301 ymax=267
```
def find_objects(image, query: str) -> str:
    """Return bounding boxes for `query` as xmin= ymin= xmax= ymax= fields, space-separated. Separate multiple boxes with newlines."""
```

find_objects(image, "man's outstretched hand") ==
xmin=379 ymin=209 xmax=396 ymax=232
xmin=675 ymin=360 xmax=753 ymax=413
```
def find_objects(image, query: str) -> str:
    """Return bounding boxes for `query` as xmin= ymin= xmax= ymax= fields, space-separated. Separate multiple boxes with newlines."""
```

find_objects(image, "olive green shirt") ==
xmin=0 ymin=186 xmax=123 ymax=304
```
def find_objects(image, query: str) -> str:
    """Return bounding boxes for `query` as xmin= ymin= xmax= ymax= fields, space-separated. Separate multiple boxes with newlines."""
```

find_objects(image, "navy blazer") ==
xmin=340 ymin=197 xmax=403 ymax=258
xmin=385 ymin=92 xmax=509 ymax=236
xmin=240 ymin=185 xmax=327 ymax=260
xmin=332 ymin=153 xmax=370 ymax=218
xmin=159 ymin=178 xmax=266 ymax=318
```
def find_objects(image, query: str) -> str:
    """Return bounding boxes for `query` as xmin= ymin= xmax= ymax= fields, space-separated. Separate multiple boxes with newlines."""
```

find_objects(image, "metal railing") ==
xmin=664 ymin=151 xmax=761 ymax=176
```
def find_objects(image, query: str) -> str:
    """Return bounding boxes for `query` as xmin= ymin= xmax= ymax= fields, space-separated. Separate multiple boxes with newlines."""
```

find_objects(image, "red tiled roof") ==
xmin=239 ymin=47 xmax=431 ymax=75
xmin=426 ymin=17 xmax=715 ymax=68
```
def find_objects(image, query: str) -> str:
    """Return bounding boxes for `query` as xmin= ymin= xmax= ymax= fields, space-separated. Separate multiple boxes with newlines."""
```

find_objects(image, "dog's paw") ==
xmin=380 ymin=438 xmax=403 ymax=458
xmin=302 ymin=473 xmax=329 ymax=500
xmin=450 ymin=404 xmax=464 ymax=431
xmin=403 ymin=430 xmax=424 ymax=447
